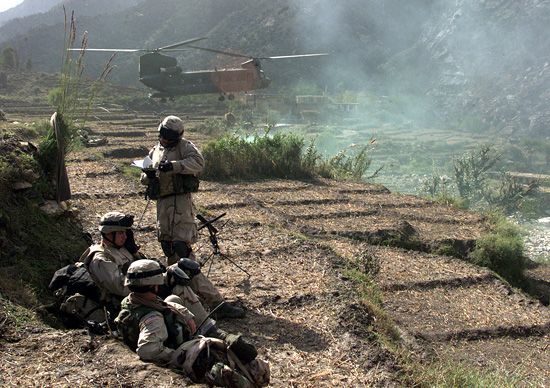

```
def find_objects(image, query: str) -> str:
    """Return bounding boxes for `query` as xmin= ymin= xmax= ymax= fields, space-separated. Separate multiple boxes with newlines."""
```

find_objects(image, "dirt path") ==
xmin=1 ymin=106 xmax=549 ymax=387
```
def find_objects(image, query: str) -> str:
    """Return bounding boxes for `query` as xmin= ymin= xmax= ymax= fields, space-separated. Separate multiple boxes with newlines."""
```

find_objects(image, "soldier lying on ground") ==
xmin=140 ymin=115 xmax=244 ymax=319
xmin=51 ymin=211 xmax=241 ymax=337
xmin=116 ymin=260 xmax=270 ymax=388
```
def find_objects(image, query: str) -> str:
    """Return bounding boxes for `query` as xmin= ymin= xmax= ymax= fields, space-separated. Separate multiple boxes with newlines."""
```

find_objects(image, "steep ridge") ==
xmin=1 ymin=102 xmax=547 ymax=386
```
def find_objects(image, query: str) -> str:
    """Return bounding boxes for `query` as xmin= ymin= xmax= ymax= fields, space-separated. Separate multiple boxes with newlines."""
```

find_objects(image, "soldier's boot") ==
xmin=161 ymin=240 xmax=192 ymax=266
xmin=204 ymin=325 xmax=228 ymax=340
xmin=206 ymin=362 xmax=254 ymax=388
xmin=204 ymin=327 xmax=258 ymax=365
xmin=213 ymin=301 xmax=245 ymax=319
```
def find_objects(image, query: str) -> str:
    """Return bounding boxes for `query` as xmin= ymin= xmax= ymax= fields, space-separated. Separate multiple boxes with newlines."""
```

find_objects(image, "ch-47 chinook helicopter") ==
xmin=70 ymin=37 xmax=328 ymax=101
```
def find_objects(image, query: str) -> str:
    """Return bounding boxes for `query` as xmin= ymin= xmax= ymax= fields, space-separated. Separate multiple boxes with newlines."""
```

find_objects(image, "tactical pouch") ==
xmin=172 ymin=174 xmax=200 ymax=194
xmin=158 ymin=174 xmax=199 ymax=198
xmin=146 ymin=177 xmax=161 ymax=200
xmin=60 ymin=293 xmax=105 ymax=328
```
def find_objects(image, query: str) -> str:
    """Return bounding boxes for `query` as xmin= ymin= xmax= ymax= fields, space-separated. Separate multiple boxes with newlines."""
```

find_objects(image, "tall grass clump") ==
xmin=202 ymin=131 xmax=378 ymax=181
xmin=469 ymin=213 xmax=525 ymax=285
xmin=202 ymin=132 xmax=306 ymax=180
xmin=37 ymin=8 xmax=114 ymax=179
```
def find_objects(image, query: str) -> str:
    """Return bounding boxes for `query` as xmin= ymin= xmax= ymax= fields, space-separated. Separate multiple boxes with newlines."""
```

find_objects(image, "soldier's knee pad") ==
xmin=161 ymin=241 xmax=191 ymax=258
xmin=161 ymin=241 xmax=175 ymax=257
xmin=173 ymin=241 xmax=192 ymax=258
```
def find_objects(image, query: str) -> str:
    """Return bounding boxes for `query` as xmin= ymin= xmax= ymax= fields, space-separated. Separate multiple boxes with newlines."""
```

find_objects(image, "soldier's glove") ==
xmin=158 ymin=160 xmax=174 ymax=172
xmin=143 ymin=168 xmax=156 ymax=179
xmin=166 ymin=264 xmax=190 ymax=288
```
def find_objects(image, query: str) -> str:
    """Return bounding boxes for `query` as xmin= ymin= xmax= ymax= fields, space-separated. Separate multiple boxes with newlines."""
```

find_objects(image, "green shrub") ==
xmin=202 ymin=132 xmax=307 ymax=180
xmin=432 ymin=193 xmax=469 ymax=209
xmin=320 ymin=146 xmax=375 ymax=180
xmin=453 ymin=145 xmax=500 ymax=202
xmin=202 ymin=131 xmax=378 ymax=181
xmin=470 ymin=215 xmax=525 ymax=285
xmin=47 ymin=87 xmax=63 ymax=107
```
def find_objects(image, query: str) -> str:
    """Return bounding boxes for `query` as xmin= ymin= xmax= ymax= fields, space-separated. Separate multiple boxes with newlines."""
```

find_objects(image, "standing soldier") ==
xmin=141 ymin=115 xmax=244 ymax=319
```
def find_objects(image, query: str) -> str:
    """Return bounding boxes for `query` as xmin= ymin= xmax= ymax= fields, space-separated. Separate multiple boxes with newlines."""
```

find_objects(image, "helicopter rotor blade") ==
xmin=261 ymin=53 xmax=330 ymax=60
xmin=66 ymin=36 xmax=208 ymax=54
xmin=187 ymin=46 xmax=329 ymax=61
xmin=67 ymin=48 xmax=146 ymax=52
xmin=187 ymin=45 xmax=252 ymax=59
xmin=157 ymin=37 xmax=208 ymax=51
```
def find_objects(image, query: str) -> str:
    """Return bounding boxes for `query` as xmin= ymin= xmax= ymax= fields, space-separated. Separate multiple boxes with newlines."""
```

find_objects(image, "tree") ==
xmin=1 ymin=47 xmax=18 ymax=70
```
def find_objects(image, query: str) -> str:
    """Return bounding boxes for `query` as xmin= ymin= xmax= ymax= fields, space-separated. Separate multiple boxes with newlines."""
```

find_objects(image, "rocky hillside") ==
xmin=383 ymin=0 xmax=550 ymax=137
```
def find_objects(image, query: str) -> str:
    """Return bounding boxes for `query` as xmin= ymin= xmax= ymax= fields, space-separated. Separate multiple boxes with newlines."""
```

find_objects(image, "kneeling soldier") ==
xmin=116 ymin=260 xmax=270 ymax=387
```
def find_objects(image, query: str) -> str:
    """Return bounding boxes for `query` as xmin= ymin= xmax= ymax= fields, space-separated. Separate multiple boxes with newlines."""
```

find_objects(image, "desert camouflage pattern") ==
xmin=171 ymin=283 xmax=212 ymax=324
xmin=81 ymin=243 xmax=134 ymax=300
xmin=136 ymin=310 xmax=177 ymax=364
xmin=142 ymin=138 xmax=204 ymax=243
xmin=160 ymin=115 xmax=184 ymax=134
xmin=189 ymin=272 xmax=224 ymax=306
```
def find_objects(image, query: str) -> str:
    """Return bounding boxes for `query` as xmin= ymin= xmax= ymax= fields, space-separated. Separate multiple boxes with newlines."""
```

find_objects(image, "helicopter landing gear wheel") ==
xmin=218 ymin=95 xmax=225 ymax=101
xmin=228 ymin=94 xmax=235 ymax=100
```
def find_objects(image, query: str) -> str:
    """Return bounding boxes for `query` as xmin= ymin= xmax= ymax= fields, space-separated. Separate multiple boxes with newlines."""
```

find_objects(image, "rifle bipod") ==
xmin=196 ymin=213 xmax=251 ymax=278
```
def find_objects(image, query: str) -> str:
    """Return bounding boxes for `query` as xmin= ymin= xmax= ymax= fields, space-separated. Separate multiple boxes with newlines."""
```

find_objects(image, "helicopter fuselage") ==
xmin=139 ymin=52 xmax=270 ymax=98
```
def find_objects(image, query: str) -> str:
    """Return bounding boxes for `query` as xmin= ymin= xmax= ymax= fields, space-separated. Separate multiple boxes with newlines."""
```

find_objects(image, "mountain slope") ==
xmin=0 ymin=0 xmax=62 ymax=27
xmin=383 ymin=0 xmax=550 ymax=136
xmin=0 ymin=0 xmax=144 ymax=44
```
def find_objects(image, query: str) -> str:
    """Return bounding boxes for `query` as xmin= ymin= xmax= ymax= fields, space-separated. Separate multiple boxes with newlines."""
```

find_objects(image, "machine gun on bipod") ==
xmin=196 ymin=212 xmax=251 ymax=278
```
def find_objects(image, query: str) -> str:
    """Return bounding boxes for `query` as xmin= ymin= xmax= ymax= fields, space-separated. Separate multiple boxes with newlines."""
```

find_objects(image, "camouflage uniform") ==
xmin=80 ymin=242 xmax=134 ymax=304
xmin=146 ymin=138 xmax=203 ymax=245
xmin=141 ymin=116 xmax=227 ymax=309
xmin=83 ymin=212 xmax=214 ymax=327
xmin=117 ymin=260 xmax=269 ymax=387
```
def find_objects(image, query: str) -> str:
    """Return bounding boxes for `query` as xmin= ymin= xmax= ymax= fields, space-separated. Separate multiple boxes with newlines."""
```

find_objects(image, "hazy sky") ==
xmin=0 ymin=0 xmax=24 ymax=13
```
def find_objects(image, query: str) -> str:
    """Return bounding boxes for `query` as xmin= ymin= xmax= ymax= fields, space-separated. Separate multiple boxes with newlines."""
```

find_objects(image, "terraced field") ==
xmin=1 ymin=102 xmax=549 ymax=387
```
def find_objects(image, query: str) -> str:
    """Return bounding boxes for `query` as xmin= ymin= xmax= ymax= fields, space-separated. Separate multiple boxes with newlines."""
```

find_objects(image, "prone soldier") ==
xmin=116 ymin=260 xmax=269 ymax=388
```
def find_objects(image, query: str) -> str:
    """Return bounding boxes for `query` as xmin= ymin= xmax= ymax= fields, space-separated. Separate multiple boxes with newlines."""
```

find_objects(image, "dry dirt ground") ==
xmin=1 ymin=102 xmax=549 ymax=387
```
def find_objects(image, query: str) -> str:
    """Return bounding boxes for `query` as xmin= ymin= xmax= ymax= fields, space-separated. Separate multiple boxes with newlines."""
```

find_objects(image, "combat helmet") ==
xmin=125 ymin=259 xmax=165 ymax=286
xmin=98 ymin=211 xmax=134 ymax=233
xmin=158 ymin=115 xmax=184 ymax=141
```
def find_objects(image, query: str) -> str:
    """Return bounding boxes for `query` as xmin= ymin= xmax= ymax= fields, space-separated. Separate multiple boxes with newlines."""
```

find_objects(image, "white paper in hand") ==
xmin=131 ymin=155 xmax=153 ymax=169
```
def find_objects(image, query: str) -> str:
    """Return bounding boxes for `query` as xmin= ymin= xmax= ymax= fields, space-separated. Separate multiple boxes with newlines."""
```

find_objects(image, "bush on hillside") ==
xmin=469 ymin=214 xmax=525 ymax=285
xmin=202 ymin=132 xmax=307 ymax=180
xmin=202 ymin=131 xmax=378 ymax=181
xmin=422 ymin=145 xmax=538 ymax=215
